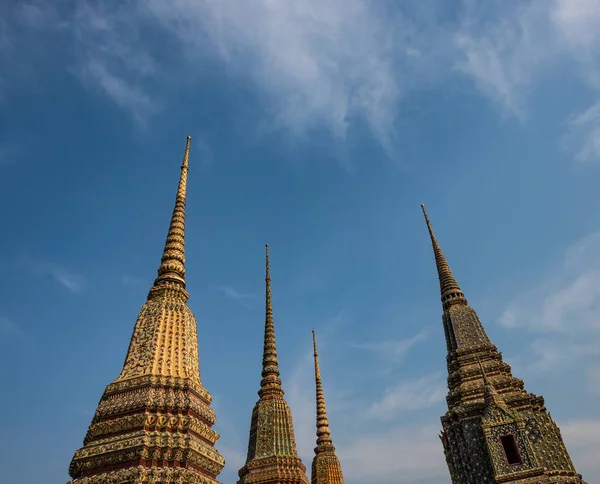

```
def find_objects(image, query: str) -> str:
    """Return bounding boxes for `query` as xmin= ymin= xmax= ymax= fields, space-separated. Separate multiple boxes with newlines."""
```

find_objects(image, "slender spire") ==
xmin=421 ymin=204 xmax=467 ymax=310
xmin=478 ymin=358 xmax=508 ymax=411
xmin=312 ymin=330 xmax=333 ymax=451
xmin=153 ymin=136 xmax=191 ymax=290
xmin=260 ymin=244 xmax=283 ymax=396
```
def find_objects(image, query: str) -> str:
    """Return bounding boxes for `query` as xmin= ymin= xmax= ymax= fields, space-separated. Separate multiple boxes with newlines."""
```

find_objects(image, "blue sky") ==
xmin=1 ymin=1 xmax=600 ymax=483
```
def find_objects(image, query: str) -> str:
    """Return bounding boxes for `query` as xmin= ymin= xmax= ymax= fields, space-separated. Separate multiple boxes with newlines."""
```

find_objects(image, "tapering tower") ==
xmin=67 ymin=137 xmax=225 ymax=484
xmin=311 ymin=331 xmax=344 ymax=484
xmin=237 ymin=245 xmax=309 ymax=484
xmin=421 ymin=204 xmax=585 ymax=484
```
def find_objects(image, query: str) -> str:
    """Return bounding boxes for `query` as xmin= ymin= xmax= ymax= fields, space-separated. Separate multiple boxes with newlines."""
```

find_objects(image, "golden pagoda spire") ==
xmin=153 ymin=135 xmax=191 ymax=291
xmin=67 ymin=135 xmax=225 ymax=484
xmin=259 ymin=243 xmax=283 ymax=397
xmin=238 ymin=245 xmax=309 ymax=484
xmin=312 ymin=330 xmax=333 ymax=450
xmin=311 ymin=331 xmax=344 ymax=484
xmin=421 ymin=204 xmax=467 ymax=310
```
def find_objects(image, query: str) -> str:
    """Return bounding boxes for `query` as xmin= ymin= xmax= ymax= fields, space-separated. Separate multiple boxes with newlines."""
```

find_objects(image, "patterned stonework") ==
xmin=67 ymin=137 xmax=225 ymax=484
xmin=237 ymin=245 xmax=309 ymax=484
xmin=311 ymin=331 xmax=344 ymax=484
xmin=422 ymin=205 xmax=586 ymax=484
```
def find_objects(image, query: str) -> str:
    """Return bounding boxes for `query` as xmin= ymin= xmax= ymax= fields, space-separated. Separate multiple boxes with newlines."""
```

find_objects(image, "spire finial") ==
xmin=152 ymin=136 xmax=191 ymax=293
xmin=312 ymin=330 xmax=334 ymax=452
xmin=421 ymin=204 xmax=467 ymax=311
xmin=259 ymin=244 xmax=283 ymax=396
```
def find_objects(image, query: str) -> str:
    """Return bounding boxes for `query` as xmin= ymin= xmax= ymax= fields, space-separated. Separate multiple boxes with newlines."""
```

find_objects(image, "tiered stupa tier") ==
xmin=67 ymin=137 xmax=225 ymax=484
xmin=421 ymin=204 xmax=585 ymax=484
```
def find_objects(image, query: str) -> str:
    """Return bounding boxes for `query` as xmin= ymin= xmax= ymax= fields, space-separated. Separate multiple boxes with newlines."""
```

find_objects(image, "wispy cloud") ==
xmin=120 ymin=274 xmax=145 ymax=287
xmin=2 ymin=1 xmax=454 ymax=156
xmin=6 ymin=1 xmax=600 ymax=165
xmin=367 ymin=373 xmax=446 ymax=419
xmin=500 ymin=231 xmax=600 ymax=333
xmin=586 ymin=365 xmax=600 ymax=395
xmin=23 ymin=257 xmax=86 ymax=293
xmin=456 ymin=0 xmax=600 ymax=161
xmin=499 ymin=231 xmax=600 ymax=376
xmin=353 ymin=330 xmax=428 ymax=368
xmin=0 ymin=143 xmax=19 ymax=168
xmin=337 ymin=424 xmax=447 ymax=482
xmin=566 ymin=100 xmax=600 ymax=163
xmin=218 ymin=285 xmax=256 ymax=308
xmin=0 ymin=316 xmax=22 ymax=335
xmin=559 ymin=419 xmax=600 ymax=475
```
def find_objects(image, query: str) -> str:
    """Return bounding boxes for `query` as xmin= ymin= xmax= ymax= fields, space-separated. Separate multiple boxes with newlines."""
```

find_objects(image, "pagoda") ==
xmin=421 ymin=204 xmax=585 ymax=484
xmin=67 ymin=137 xmax=225 ymax=483
xmin=310 ymin=331 xmax=344 ymax=484
xmin=237 ymin=245 xmax=310 ymax=484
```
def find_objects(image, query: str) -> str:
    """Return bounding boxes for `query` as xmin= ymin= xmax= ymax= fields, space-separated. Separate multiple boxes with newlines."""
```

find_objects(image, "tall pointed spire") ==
xmin=238 ymin=245 xmax=309 ymax=484
xmin=422 ymin=205 xmax=585 ymax=484
xmin=259 ymin=243 xmax=283 ymax=397
xmin=311 ymin=331 xmax=344 ymax=484
xmin=312 ymin=331 xmax=333 ymax=449
xmin=153 ymin=135 xmax=191 ymax=290
xmin=67 ymin=136 xmax=225 ymax=484
xmin=420 ymin=204 xmax=467 ymax=310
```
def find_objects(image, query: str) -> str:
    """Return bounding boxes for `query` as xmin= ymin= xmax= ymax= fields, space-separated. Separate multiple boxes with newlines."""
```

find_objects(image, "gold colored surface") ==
xmin=67 ymin=137 xmax=225 ymax=484
xmin=311 ymin=331 xmax=344 ymax=484
xmin=237 ymin=245 xmax=310 ymax=484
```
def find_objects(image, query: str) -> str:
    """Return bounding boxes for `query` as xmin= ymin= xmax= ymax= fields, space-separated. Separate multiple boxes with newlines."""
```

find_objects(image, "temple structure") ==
xmin=421 ymin=204 xmax=585 ymax=484
xmin=237 ymin=245 xmax=310 ymax=484
xmin=311 ymin=331 xmax=344 ymax=484
xmin=64 ymin=133 xmax=586 ymax=483
xmin=67 ymin=137 xmax=225 ymax=484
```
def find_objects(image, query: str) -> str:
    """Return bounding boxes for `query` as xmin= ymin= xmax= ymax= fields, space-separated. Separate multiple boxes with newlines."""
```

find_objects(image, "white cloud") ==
xmin=3 ymin=1 xmax=456 ymax=155
xmin=499 ymin=231 xmax=600 ymax=379
xmin=23 ymin=257 xmax=86 ymax=293
xmin=586 ymin=365 xmax=600 ymax=394
xmin=0 ymin=316 xmax=21 ymax=335
xmin=337 ymin=424 xmax=447 ymax=483
xmin=367 ymin=373 xmax=446 ymax=419
xmin=6 ymin=1 xmax=600 ymax=164
xmin=500 ymin=231 xmax=600 ymax=333
xmin=218 ymin=285 xmax=256 ymax=308
xmin=567 ymin=100 xmax=600 ymax=163
xmin=353 ymin=330 xmax=428 ymax=367
xmin=218 ymin=445 xmax=246 ymax=475
xmin=559 ymin=419 xmax=600 ymax=475
xmin=455 ymin=1 xmax=558 ymax=119
xmin=143 ymin=0 xmax=407 ymax=150
xmin=456 ymin=0 xmax=600 ymax=161
xmin=120 ymin=274 xmax=144 ymax=287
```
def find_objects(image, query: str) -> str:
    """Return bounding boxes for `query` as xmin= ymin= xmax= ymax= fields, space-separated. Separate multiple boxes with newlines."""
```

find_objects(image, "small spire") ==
xmin=313 ymin=330 xmax=334 ymax=451
xmin=478 ymin=357 xmax=508 ymax=410
xmin=153 ymin=136 xmax=191 ymax=290
xmin=259 ymin=244 xmax=283 ymax=396
xmin=421 ymin=204 xmax=468 ymax=311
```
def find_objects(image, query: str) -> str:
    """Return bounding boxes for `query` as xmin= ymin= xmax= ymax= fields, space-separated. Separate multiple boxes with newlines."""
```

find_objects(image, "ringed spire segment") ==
xmin=260 ymin=244 xmax=283 ymax=396
xmin=312 ymin=330 xmax=333 ymax=450
xmin=154 ymin=136 xmax=191 ymax=290
xmin=421 ymin=204 xmax=467 ymax=310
